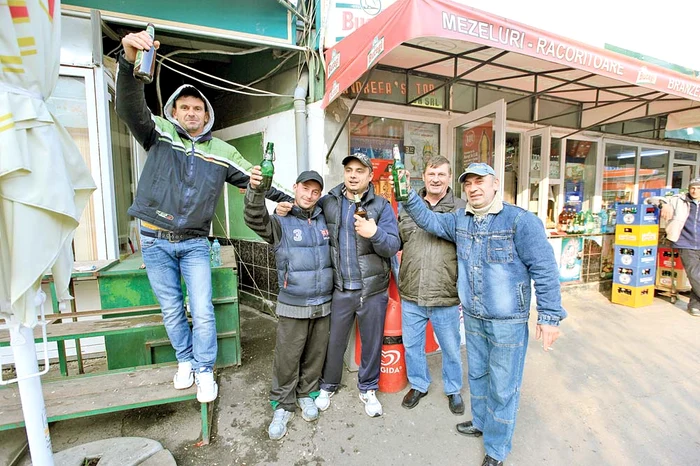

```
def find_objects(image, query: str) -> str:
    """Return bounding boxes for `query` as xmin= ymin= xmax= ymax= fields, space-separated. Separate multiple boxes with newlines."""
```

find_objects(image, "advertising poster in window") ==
xmin=403 ymin=121 xmax=439 ymax=191
xmin=559 ymin=236 xmax=583 ymax=283
xmin=462 ymin=122 xmax=493 ymax=168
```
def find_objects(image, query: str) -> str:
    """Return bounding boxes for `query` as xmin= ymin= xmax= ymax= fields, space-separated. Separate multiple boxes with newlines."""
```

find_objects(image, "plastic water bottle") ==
xmin=211 ymin=239 xmax=222 ymax=267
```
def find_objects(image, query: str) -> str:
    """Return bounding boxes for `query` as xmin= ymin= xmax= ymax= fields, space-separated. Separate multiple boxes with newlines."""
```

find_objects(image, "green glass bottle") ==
xmin=260 ymin=142 xmax=275 ymax=192
xmin=133 ymin=23 xmax=156 ymax=84
xmin=391 ymin=144 xmax=409 ymax=201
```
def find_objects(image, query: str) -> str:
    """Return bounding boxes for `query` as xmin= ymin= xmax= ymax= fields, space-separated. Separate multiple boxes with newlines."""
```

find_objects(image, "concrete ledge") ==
xmin=45 ymin=437 xmax=171 ymax=466
xmin=0 ymin=428 xmax=28 ymax=466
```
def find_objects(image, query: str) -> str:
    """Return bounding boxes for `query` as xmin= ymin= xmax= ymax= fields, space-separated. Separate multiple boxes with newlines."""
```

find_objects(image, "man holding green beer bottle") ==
xmin=117 ymin=29 xmax=292 ymax=403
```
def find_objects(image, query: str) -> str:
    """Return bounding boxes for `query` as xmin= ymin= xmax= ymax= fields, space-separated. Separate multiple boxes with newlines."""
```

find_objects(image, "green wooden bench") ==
xmin=0 ymin=363 xmax=215 ymax=445
xmin=0 ymin=252 xmax=241 ymax=446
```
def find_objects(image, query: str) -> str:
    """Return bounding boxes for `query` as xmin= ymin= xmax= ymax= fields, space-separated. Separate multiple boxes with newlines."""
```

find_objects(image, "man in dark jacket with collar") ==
xmin=314 ymin=153 xmax=401 ymax=417
xmin=398 ymin=156 xmax=466 ymax=415
xmin=117 ymin=30 xmax=292 ymax=403
xmin=244 ymin=169 xmax=332 ymax=440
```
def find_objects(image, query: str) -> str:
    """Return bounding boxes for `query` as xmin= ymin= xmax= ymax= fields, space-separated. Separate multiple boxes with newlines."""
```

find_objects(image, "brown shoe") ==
xmin=456 ymin=420 xmax=483 ymax=437
xmin=401 ymin=388 xmax=427 ymax=409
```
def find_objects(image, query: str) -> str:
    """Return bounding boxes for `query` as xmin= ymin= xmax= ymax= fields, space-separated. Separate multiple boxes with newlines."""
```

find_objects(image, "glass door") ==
xmin=448 ymin=99 xmax=507 ymax=199
xmin=520 ymin=127 xmax=551 ymax=225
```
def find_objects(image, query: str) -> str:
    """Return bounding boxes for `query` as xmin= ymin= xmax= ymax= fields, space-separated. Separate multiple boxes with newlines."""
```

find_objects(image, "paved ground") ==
xmin=2 ymin=289 xmax=700 ymax=465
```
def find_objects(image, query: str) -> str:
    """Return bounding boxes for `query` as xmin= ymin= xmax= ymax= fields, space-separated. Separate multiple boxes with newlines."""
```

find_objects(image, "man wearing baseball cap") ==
xmin=399 ymin=162 xmax=566 ymax=466
xmin=646 ymin=177 xmax=700 ymax=317
xmin=314 ymin=152 xmax=400 ymax=418
xmin=245 ymin=168 xmax=333 ymax=439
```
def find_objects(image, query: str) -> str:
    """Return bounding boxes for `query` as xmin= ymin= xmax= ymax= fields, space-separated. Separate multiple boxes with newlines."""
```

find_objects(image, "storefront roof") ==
xmin=322 ymin=0 xmax=700 ymax=131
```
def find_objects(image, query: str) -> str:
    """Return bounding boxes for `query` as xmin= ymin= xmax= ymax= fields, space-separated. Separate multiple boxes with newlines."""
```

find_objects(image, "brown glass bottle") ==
xmin=354 ymin=194 xmax=368 ymax=219
xmin=133 ymin=23 xmax=156 ymax=84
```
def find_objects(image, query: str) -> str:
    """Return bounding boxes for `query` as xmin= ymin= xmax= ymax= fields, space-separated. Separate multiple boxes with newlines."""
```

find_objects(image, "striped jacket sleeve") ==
xmin=244 ymin=186 xmax=282 ymax=246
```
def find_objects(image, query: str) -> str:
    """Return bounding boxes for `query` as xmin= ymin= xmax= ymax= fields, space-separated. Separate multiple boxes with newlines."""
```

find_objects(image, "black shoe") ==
xmin=401 ymin=388 xmax=427 ymax=409
xmin=448 ymin=393 xmax=465 ymax=415
xmin=482 ymin=454 xmax=503 ymax=466
xmin=456 ymin=420 xmax=483 ymax=437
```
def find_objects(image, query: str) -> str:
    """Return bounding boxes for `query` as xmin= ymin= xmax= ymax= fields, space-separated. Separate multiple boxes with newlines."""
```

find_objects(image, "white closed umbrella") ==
xmin=0 ymin=1 xmax=96 ymax=464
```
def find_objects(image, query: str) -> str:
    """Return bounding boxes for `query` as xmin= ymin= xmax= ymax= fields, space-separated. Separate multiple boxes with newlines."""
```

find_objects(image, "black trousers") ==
xmin=270 ymin=314 xmax=330 ymax=412
xmin=320 ymin=289 xmax=388 ymax=393
xmin=679 ymin=248 xmax=700 ymax=310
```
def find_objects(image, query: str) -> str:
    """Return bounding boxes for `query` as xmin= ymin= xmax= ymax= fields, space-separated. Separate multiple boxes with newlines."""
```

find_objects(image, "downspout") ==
xmin=295 ymin=67 xmax=310 ymax=172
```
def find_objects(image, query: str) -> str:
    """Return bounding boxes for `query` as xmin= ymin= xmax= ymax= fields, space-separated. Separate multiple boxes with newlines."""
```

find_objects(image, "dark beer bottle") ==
xmin=354 ymin=194 xmax=368 ymax=219
xmin=259 ymin=142 xmax=275 ymax=192
xmin=133 ymin=23 xmax=157 ymax=84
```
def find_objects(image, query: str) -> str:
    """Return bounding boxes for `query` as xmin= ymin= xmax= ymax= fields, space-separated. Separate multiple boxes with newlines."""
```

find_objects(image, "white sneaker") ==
xmin=173 ymin=361 xmax=194 ymax=390
xmin=297 ymin=397 xmax=319 ymax=422
xmin=359 ymin=390 xmax=383 ymax=417
xmin=195 ymin=371 xmax=218 ymax=403
xmin=268 ymin=408 xmax=294 ymax=440
xmin=314 ymin=389 xmax=334 ymax=411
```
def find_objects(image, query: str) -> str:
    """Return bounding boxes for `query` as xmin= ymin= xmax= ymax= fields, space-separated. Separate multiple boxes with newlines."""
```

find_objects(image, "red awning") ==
xmin=322 ymin=0 xmax=700 ymax=128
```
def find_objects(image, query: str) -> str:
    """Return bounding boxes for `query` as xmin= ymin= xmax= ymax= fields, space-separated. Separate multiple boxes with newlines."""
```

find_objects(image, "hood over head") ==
xmin=163 ymin=84 xmax=215 ymax=140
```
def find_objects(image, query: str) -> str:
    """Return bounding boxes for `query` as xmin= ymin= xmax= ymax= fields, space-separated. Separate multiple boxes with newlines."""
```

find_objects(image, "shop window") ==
xmin=349 ymin=115 xmax=440 ymax=191
xmin=624 ymin=119 xmax=656 ymax=139
xmin=538 ymin=98 xmax=580 ymax=129
xmin=343 ymin=69 xmax=407 ymax=105
xmin=638 ymin=148 xmax=669 ymax=192
xmin=603 ymin=143 xmax=637 ymax=209
xmin=451 ymin=82 xmax=476 ymax=113
xmin=675 ymin=151 xmax=697 ymax=162
xmin=407 ymin=75 xmax=446 ymax=109
xmin=502 ymin=133 xmax=520 ymax=205
xmin=564 ymin=140 xmax=597 ymax=212
xmin=476 ymin=86 xmax=531 ymax=122
xmin=108 ymin=87 xmax=137 ymax=258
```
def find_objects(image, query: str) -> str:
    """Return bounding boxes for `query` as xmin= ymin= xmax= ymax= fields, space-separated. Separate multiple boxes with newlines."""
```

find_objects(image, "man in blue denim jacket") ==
xmin=400 ymin=162 xmax=566 ymax=466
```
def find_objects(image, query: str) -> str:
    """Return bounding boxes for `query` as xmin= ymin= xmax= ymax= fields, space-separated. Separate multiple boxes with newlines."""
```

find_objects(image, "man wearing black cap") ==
xmin=647 ymin=177 xmax=700 ymax=317
xmin=399 ymin=162 xmax=566 ymax=466
xmin=117 ymin=30 xmax=292 ymax=404
xmin=313 ymin=153 xmax=401 ymax=418
xmin=245 ymin=168 xmax=333 ymax=440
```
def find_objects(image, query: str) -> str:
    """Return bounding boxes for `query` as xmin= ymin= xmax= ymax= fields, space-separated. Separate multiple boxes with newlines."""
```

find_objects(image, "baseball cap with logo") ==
xmin=295 ymin=170 xmax=324 ymax=190
xmin=457 ymin=162 xmax=496 ymax=183
xmin=689 ymin=177 xmax=700 ymax=188
xmin=342 ymin=153 xmax=373 ymax=170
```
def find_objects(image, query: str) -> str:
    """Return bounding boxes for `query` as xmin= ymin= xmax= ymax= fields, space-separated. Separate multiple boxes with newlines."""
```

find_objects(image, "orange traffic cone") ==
xmin=379 ymin=276 xmax=408 ymax=393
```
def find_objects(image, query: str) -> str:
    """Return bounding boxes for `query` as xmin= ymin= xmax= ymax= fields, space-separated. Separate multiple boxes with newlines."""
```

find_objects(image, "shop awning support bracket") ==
xmin=325 ymin=68 xmax=375 ymax=164
xmin=561 ymin=93 xmax=667 ymax=139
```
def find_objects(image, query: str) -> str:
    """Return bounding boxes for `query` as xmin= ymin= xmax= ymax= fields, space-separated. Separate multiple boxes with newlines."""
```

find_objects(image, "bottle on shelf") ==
xmin=259 ymin=142 xmax=275 ymax=192
xmin=598 ymin=209 xmax=608 ymax=233
xmin=133 ymin=23 xmax=157 ymax=84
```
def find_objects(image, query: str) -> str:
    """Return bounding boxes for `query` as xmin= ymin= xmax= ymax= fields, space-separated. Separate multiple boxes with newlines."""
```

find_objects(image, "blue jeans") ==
xmin=141 ymin=236 xmax=217 ymax=372
xmin=465 ymin=315 xmax=528 ymax=462
xmin=401 ymin=299 xmax=462 ymax=395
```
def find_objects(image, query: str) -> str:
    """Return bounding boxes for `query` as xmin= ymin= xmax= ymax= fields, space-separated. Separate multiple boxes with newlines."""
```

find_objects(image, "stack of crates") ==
xmin=656 ymin=247 xmax=691 ymax=291
xmin=611 ymin=203 xmax=659 ymax=307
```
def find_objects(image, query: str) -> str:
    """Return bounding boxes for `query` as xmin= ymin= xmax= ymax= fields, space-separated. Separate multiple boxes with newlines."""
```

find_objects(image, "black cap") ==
xmin=295 ymin=170 xmax=324 ymax=189
xmin=342 ymin=153 xmax=373 ymax=170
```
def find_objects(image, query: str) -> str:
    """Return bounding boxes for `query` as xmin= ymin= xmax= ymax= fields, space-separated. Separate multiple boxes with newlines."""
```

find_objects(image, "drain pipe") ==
xmin=294 ymin=67 xmax=309 ymax=172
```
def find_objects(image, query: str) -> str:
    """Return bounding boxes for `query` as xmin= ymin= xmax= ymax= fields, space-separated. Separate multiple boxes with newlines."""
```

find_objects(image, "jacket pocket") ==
xmin=487 ymin=234 xmax=513 ymax=263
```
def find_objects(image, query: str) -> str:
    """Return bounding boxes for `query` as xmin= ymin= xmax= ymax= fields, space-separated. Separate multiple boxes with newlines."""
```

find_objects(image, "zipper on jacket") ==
xmin=283 ymin=263 xmax=289 ymax=289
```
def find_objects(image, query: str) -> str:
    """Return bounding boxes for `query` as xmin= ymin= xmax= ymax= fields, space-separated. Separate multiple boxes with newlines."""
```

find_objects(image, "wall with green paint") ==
xmin=211 ymin=133 xmax=265 ymax=241
xmin=64 ymin=0 xmax=294 ymax=42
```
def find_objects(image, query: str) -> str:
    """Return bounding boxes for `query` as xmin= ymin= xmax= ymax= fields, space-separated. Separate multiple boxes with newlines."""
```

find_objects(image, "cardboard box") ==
xmin=611 ymin=284 xmax=655 ymax=308
xmin=614 ymin=224 xmax=659 ymax=246
xmin=638 ymin=188 xmax=679 ymax=200
xmin=614 ymin=245 xmax=657 ymax=267
xmin=655 ymin=267 xmax=691 ymax=290
xmin=657 ymin=248 xmax=684 ymax=270
xmin=613 ymin=265 xmax=655 ymax=287
xmin=615 ymin=204 xmax=658 ymax=226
